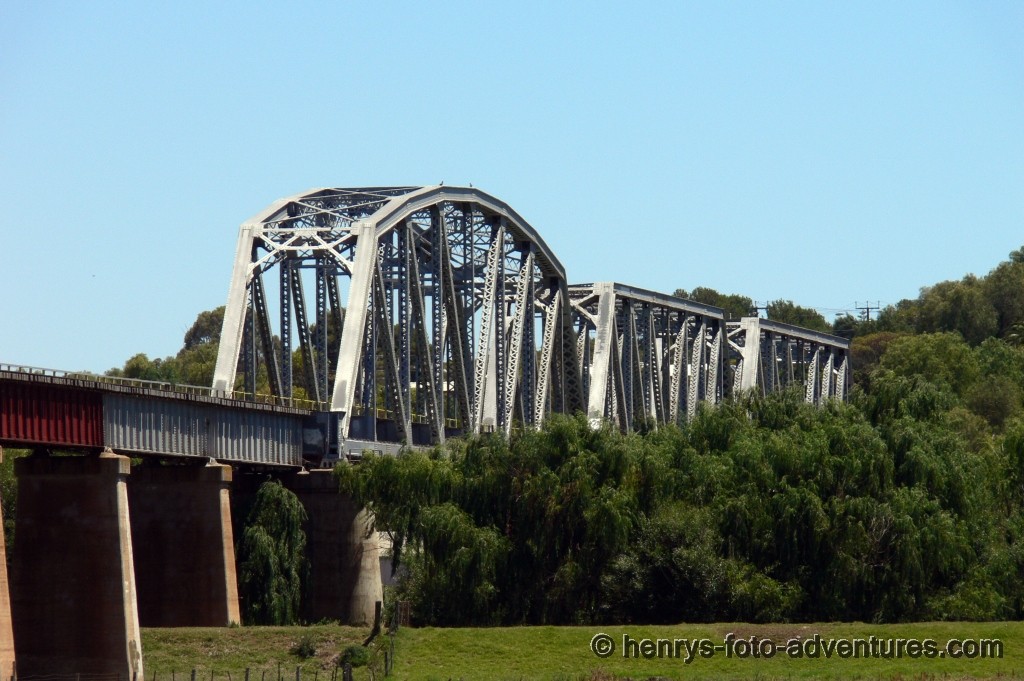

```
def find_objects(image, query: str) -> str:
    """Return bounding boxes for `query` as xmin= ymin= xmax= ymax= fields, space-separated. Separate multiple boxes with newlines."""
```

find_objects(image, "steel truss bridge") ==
xmin=2 ymin=185 xmax=850 ymax=466
xmin=206 ymin=185 xmax=850 ymax=453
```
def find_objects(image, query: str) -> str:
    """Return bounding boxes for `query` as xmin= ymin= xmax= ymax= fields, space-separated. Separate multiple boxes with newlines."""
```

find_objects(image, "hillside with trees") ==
xmin=88 ymin=246 xmax=1024 ymax=627
xmin=340 ymin=245 xmax=1024 ymax=626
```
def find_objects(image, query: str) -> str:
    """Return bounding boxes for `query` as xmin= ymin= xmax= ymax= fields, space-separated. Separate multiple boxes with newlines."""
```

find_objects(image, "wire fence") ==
xmin=14 ymin=668 xmax=354 ymax=681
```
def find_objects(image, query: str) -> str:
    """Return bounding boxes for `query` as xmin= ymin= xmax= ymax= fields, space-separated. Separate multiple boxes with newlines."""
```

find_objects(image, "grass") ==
xmin=390 ymin=621 xmax=1024 ymax=681
xmin=143 ymin=621 xmax=1024 ymax=680
xmin=141 ymin=624 xmax=377 ymax=678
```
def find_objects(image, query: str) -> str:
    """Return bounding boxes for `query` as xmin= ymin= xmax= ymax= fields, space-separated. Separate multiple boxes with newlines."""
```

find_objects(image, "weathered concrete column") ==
xmin=0 ymin=448 xmax=16 ymax=677
xmin=287 ymin=470 xmax=383 ymax=626
xmin=128 ymin=459 xmax=241 ymax=627
xmin=11 ymin=450 xmax=143 ymax=676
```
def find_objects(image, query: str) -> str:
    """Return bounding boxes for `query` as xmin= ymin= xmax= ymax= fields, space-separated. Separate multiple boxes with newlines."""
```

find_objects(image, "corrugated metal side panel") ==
xmin=0 ymin=382 xmax=103 ymax=447
xmin=209 ymin=408 xmax=302 ymax=466
xmin=102 ymin=393 xmax=209 ymax=457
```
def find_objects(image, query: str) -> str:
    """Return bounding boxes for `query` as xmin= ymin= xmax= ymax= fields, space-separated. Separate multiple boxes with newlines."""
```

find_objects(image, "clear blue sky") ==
xmin=2 ymin=1 xmax=1021 ymax=373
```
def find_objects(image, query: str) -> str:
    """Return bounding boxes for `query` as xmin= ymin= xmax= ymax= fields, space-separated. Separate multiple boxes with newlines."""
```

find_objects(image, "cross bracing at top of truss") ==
xmin=211 ymin=185 xmax=849 ymax=446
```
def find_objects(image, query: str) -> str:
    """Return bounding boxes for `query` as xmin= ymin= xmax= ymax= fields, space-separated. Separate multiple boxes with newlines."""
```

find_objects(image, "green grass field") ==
xmin=144 ymin=622 xmax=1024 ymax=681
xmin=141 ymin=625 xmax=375 ymax=678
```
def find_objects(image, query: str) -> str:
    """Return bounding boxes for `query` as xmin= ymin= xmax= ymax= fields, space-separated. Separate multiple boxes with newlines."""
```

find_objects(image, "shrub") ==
xmin=338 ymin=644 xmax=370 ymax=668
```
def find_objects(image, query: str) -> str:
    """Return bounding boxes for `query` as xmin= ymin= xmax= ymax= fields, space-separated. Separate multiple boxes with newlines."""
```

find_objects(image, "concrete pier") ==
xmin=287 ymin=469 xmax=383 ymax=625
xmin=128 ymin=459 xmax=241 ymax=627
xmin=0 ymin=449 xmax=15 ymax=677
xmin=11 ymin=450 xmax=143 ymax=676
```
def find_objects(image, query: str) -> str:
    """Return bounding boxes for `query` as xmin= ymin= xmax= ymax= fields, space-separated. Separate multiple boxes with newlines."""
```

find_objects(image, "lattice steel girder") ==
xmin=570 ymin=282 xmax=726 ymax=430
xmin=213 ymin=186 xmax=578 ymax=445
xmin=725 ymin=317 xmax=851 ymax=404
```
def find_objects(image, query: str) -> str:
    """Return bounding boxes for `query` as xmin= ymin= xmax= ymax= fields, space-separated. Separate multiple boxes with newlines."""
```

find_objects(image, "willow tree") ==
xmin=236 ymin=480 xmax=307 ymax=624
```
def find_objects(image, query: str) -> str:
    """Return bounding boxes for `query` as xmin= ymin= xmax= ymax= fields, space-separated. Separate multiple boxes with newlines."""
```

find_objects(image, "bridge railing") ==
xmin=0 ymin=363 xmax=328 ymax=411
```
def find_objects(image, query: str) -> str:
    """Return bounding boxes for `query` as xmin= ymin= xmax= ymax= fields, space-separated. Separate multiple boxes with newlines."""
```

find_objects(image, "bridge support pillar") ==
xmin=287 ymin=470 xmax=382 ymax=626
xmin=128 ymin=460 xmax=241 ymax=627
xmin=0 ymin=450 xmax=15 ymax=677
xmin=10 ymin=450 xmax=143 ymax=677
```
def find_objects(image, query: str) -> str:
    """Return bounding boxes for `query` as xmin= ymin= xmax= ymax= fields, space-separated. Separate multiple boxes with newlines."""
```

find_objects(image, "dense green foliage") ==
xmin=236 ymin=480 xmax=308 ymax=625
xmin=341 ymin=376 xmax=1024 ymax=625
xmin=341 ymin=241 xmax=1024 ymax=627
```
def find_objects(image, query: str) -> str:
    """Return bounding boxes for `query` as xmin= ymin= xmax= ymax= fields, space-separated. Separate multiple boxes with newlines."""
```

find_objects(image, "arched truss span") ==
xmin=212 ymin=186 xmax=584 ymax=446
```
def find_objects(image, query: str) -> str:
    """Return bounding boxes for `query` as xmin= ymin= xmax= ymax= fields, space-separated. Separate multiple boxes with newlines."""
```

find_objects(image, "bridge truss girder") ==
xmin=726 ymin=317 xmax=850 ymax=404
xmin=569 ymin=282 xmax=726 ymax=431
xmin=212 ymin=186 xmax=584 ymax=446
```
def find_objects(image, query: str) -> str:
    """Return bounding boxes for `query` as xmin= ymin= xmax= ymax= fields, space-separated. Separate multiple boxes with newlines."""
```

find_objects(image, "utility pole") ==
xmin=750 ymin=300 xmax=769 ymax=317
xmin=855 ymin=301 xmax=880 ymax=322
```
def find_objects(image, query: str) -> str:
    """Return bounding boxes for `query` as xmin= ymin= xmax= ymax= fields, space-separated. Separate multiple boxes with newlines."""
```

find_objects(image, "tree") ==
xmin=766 ymin=300 xmax=831 ymax=333
xmin=339 ymin=415 xmax=643 ymax=625
xmin=108 ymin=352 xmax=180 ymax=382
xmin=984 ymin=261 xmax=1024 ymax=337
xmin=674 ymin=287 xmax=754 ymax=320
xmin=875 ymin=299 xmax=921 ymax=334
xmin=236 ymin=480 xmax=307 ymax=625
xmin=916 ymin=276 xmax=997 ymax=345
xmin=850 ymin=332 xmax=906 ymax=384
xmin=832 ymin=313 xmax=863 ymax=339
xmin=182 ymin=306 xmax=225 ymax=350
xmin=879 ymin=332 xmax=980 ymax=398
